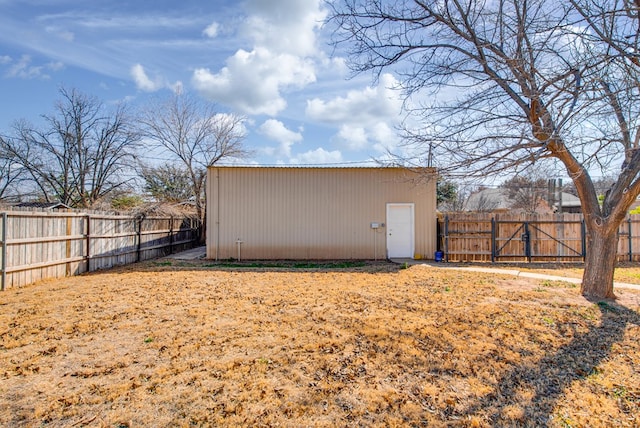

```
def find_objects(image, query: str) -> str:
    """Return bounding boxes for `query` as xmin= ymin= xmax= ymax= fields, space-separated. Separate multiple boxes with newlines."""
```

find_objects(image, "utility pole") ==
xmin=557 ymin=178 xmax=563 ymax=214
xmin=548 ymin=178 xmax=563 ymax=213
xmin=548 ymin=179 xmax=556 ymax=211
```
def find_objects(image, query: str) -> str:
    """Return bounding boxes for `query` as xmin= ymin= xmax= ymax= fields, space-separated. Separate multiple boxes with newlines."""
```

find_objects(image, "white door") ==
xmin=386 ymin=203 xmax=414 ymax=258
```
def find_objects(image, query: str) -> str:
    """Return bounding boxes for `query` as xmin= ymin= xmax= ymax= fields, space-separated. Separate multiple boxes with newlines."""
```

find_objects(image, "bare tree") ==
xmin=464 ymin=187 xmax=502 ymax=212
xmin=140 ymin=163 xmax=193 ymax=203
xmin=501 ymin=171 xmax=551 ymax=213
xmin=564 ymin=176 xmax=616 ymax=200
xmin=329 ymin=0 xmax=640 ymax=299
xmin=0 ymin=88 xmax=139 ymax=208
xmin=0 ymin=151 xmax=25 ymax=202
xmin=139 ymin=93 xmax=249 ymax=241
xmin=448 ymin=184 xmax=473 ymax=212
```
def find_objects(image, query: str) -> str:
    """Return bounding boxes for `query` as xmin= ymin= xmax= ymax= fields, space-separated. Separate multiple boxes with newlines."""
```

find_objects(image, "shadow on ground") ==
xmin=464 ymin=299 xmax=640 ymax=426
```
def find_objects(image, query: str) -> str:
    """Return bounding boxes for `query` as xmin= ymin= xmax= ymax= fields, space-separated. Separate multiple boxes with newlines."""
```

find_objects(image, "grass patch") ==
xmin=541 ymin=279 xmax=577 ymax=288
xmin=204 ymin=260 xmax=367 ymax=269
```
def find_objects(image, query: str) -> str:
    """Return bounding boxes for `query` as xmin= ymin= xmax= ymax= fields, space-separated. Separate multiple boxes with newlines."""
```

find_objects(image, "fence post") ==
xmin=1 ymin=212 xmax=7 ymax=291
xmin=85 ymin=214 xmax=91 ymax=272
xmin=444 ymin=215 xmax=449 ymax=262
xmin=491 ymin=217 xmax=496 ymax=263
xmin=195 ymin=218 xmax=202 ymax=247
xmin=628 ymin=217 xmax=633 ymax=262
xmin=581 ymin=219 xmax=586 ymax=261
xmin=136 ymin=217 xmax=143 ymax=262
xmin=65 ymin=215 xmax=72 ymax=276
xmin=523 ymin=222 xmax=531 ymax=262
xmin=169 ymin=216 xmax=174 ymax=255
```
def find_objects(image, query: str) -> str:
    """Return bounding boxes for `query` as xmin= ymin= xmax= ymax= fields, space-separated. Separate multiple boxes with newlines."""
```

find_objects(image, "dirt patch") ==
xmin=1 ymin=262 xmax=639 ymax=427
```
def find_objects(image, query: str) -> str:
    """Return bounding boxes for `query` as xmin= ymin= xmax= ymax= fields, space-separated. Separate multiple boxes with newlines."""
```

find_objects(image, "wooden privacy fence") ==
xmin=438 ymin=212 xmax=640 ymax=263
xmin=0 ymin=209 xmax=201 ymax=290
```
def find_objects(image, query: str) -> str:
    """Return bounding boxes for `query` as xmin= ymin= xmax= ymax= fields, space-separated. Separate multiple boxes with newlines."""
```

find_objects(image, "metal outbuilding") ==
xmin=206 ymin=166 xmax=437 ymax=260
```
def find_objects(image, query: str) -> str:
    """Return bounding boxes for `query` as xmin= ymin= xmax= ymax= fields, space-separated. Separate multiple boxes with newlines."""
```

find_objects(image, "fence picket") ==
xmin=439 ymin=212 xmax=640 ymax=263
xmin=1 ymin=212 xmax=6 ymax=291
xmin=0 ymin=208 xmax=201 ymax=290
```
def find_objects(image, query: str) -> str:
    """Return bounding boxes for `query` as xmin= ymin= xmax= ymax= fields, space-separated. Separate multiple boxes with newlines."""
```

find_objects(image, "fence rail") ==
xmin=438 ymin=212 xmax=640 ymax=263
xmin=0 ymin=208 xmax=201 ymax=290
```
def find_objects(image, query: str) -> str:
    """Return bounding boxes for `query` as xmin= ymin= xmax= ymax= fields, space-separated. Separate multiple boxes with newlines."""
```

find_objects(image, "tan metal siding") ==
xmin=206 ymin=167 xmax=436 ymax=260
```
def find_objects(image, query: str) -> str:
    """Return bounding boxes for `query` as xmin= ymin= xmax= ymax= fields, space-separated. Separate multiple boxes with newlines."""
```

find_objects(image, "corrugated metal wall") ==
xmin=206 ymin=167 xmax=437 ymax=260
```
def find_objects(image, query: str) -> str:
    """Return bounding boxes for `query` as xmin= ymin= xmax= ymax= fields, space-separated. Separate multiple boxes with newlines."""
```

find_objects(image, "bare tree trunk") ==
xmin=582 ymin=224 xmax=618 ymax=300
xmin=196 ymin=203 xmax=206 ymax=245
xmin=200 ymin=207 xmax=207 ymax=245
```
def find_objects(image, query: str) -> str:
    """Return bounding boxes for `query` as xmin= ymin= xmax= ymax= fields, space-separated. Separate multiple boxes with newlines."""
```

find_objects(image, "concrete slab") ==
xmin=390 ymin=259 xmax=640 ymax=291
xmin=611 ymin=281 xmax=640 ymax=291
xmin=167 ymin=246 xmax=206 ymax=260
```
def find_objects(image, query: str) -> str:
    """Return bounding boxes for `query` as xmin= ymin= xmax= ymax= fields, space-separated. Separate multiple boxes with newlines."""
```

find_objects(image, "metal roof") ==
xmin=210 ymin=164 xmax=437 ymax=172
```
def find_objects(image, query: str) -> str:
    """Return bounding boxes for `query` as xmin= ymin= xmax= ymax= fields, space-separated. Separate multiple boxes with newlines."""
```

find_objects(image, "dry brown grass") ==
xmin=1 ymin=260 xmax=639 ymax=427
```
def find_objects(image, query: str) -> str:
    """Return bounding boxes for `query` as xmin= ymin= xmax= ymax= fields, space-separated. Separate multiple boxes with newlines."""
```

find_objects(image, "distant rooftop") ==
xmin=12 ymin=202 xmax=70 ymax=210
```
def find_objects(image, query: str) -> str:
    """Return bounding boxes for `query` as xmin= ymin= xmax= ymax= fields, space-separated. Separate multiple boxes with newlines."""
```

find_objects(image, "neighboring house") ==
xmin=206 ymin=166 xmax=437 ymax=260
xmin=555 ymin=192 xmax=581 ymax=213
xmin=12 ymin=201 xmax=71 ymax=210
xmin=464 ymin=188 xmax=512 ymax=212
xmin=464 ymin=188 xmax=581 ymax=213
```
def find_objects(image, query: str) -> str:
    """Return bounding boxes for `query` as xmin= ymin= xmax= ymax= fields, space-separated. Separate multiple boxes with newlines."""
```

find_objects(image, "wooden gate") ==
xmin=493 ymin=218 xmax=585 ymax=262
xmin=439 ymin=213 xmax=588 ymax=263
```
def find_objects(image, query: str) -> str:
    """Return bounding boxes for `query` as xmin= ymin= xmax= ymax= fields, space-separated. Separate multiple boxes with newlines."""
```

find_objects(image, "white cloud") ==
xmin=370 ymin=122 xmax=396 ymax=142
xmin=170 ymin=81 xmax=184 ymax=94
xmin=306 ymin=73 xmax=404 ymax=152
xmin=130 ymin=63 xmax=181 ymax=93
xmin=192 ymin=48 xmax=315 ymax=115
xmin=368 ymin=122 xmax=399 ymax=154
xmin=306 ymin=73 xmax=402 ymax=125
xmin=319 ymin=56 xmax=349 ymax=77
xmin=1 ymin=55 xmax=64 ymax=80
xmin=258 ymin=119 xmax=303 ymax=157
xmin=131 ymin=64 xmax=161 ymax=91
xmin=49 ymin=13 xmax=197 ymax=31
xmin=203 ymin=22 xmax=219 ymax=38
xmin=214 ymin=112 xmax=248 ymax=136
xmin=193 ymin=0 xmax=325 ymax=115
xmin=334 ymin=122 xmax=400 ymax=154
xmin=258 ymin=146 xmax=276 ymax=156
xmin=5 ymin=55 xmax=50 ymax=79
xmin=242 ymin=0 xmax=326 ymax=56
xmin=46 ymin=61 xmax=65 ymax=71
xmin=291 ymin=147 xmax=343 ymax=164
xmin=45 ymin=26 xmax=74 ymax=42
xmin=335 ymin=125 xmax=368 ymax=151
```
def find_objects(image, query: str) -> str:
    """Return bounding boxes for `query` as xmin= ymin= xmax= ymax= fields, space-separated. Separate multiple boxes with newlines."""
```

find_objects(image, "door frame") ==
xmin=386 ymin=203 xmax=415 ymax=258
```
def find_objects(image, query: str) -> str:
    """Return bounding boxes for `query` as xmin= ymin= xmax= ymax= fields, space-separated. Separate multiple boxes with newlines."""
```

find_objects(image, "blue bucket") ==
xmin=435 ymin=251 xmax=444 ymax=262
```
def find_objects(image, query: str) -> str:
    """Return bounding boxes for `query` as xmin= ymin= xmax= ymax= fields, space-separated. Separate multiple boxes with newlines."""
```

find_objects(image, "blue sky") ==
xmin=0 ymin=0 xmax=407 ymax=166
